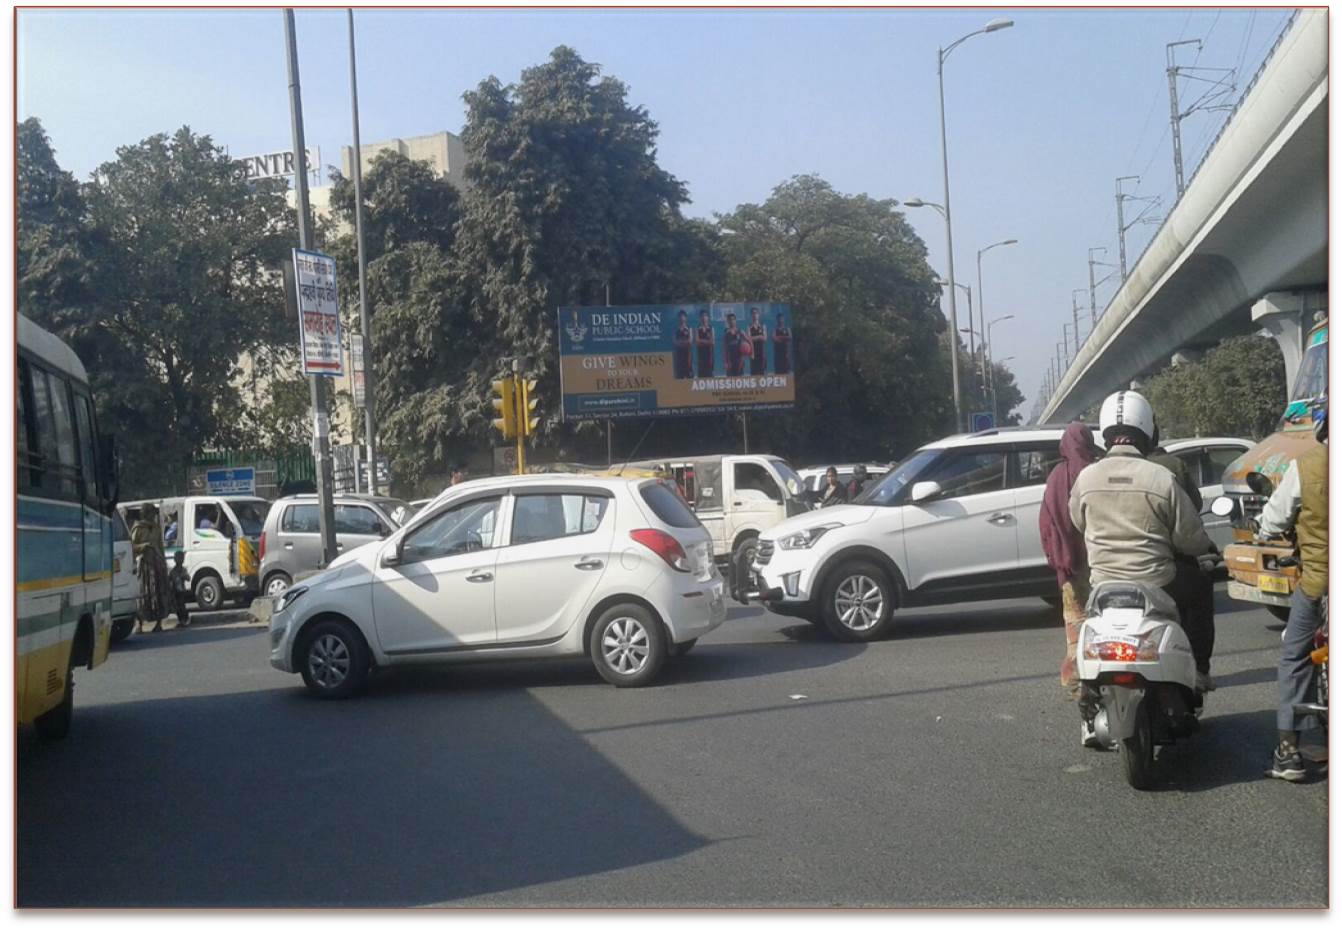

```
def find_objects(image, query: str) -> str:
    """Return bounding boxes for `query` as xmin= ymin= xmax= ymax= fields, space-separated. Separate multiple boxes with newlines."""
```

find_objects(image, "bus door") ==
xmin=72 ymin=389 xmax=108 ymax=585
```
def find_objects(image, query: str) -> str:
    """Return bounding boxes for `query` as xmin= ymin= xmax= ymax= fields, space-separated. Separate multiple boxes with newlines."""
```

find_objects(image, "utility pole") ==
xmin=1166 ymin=39 xmax=1236 ymax=201
xmin=604 ymin=282 xmax=613 ymax=466
xmin=1087 ymin=247 xmax=1107 ymax=325
xmin=1114 ymin=175 xmax=1162 ymax=281
xmin=284 ymin=8 xmax=337 ymax=566
xmin=1071 ymin=289 xmax=1086 ymax=352
xmin=347 ymin=9 xmax=377 ymax=495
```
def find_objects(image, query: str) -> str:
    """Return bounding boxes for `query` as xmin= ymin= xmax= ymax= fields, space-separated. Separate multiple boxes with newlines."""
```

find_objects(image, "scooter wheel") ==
xmin=1120 ymin=697 xmax=1157 ymax=790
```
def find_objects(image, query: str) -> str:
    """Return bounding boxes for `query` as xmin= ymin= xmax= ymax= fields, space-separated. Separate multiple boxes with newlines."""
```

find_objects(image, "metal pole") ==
xmin=1115 ymin=177 xmax=1129 ymax=280
xmin=937 ymin=49 xmax=963 ymax=432
xmin=347 ymin=9 xmax=377 ymax=496
xmin=512 ymin=359 xmax=525 ymax=476
xmin=605 ymin=281 xmax=612 ymax=466
xmin=1071 ymin=293 xmax=1081 ymax=355
xmin=284 ymin=8 xmax=337 ymax=566
xmin=1166 ymin=41 xmax=1198 ymax=199
xmin=975 ymin=253 xmax=989 ymax=402
xmin=1088 ymin=252 xmax=1098 ymax=325
xmin=741 ymin=414 xmax=749 ymax=453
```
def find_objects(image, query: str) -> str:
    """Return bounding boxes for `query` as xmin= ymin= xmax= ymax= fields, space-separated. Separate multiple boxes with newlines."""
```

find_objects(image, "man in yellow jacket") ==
xmin=1260 ymin=405 xmax=1328 ymax=782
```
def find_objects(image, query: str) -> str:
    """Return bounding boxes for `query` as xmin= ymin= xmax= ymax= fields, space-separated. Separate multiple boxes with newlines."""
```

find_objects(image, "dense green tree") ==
xmin=1144 ymin=335 xmax=1287 ymax=440
xmin=716 ymin=175 xmax=952 ymax=462
xmin=20 ymin=124 xmax=297 ymax=494
xmin=326 ymin=150 xmax=462 ymax=263
xmin=18 ymin=118 xmax=90 ymax=323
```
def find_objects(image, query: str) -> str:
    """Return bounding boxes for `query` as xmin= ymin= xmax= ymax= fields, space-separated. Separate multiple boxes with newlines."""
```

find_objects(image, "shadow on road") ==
xmin=18 ymin=684 xmax=706 ymax=906
xmin=1149 ymin=709 xmax=1296 ymax=792
xmin=111 ymin=625 xmax=266 ymax=653
xmin=1214 ymin=665 xmax=1278 ymax=689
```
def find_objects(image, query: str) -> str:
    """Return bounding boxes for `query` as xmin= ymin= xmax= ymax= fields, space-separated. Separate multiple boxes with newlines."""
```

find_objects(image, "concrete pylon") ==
xmin=1253 ymin=291 xmax=1327 ymax=390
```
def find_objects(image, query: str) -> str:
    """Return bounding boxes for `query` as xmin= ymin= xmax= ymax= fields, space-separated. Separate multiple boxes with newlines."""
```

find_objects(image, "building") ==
xmin=340 ymin=130 xmax=468 ymax=191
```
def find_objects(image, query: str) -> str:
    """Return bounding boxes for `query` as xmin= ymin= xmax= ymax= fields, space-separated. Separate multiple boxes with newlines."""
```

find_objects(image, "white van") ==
xmin=625 ymin=454 xmax=809 ymax=594
xmin=120 ymin=496 xmax=271 ymax=611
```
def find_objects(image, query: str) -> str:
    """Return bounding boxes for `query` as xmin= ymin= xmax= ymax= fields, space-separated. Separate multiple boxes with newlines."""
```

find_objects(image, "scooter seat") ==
xmin=1087 ymin=580 xmax=1180 ymax=621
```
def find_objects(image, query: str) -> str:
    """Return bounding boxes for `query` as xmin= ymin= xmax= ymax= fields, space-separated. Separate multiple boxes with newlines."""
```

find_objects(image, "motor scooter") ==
xmin=1076 ymin=578 xmax=1204 ymax=790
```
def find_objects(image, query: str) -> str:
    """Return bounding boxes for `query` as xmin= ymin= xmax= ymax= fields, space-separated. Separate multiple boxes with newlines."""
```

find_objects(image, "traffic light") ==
xmin=491 ymin=377 xmax=517 ymax=439
xmin=519 ymin=377 xmax=540 ymax=438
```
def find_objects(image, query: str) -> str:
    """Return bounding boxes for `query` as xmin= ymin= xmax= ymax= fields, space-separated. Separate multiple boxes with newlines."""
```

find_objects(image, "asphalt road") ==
xmin=17 ymin=587 xmax=1327 ymax=907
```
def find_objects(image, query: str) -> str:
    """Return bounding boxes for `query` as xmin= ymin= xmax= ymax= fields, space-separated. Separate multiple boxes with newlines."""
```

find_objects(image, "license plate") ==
xmin=1259 ymin=574 xmax=1291 ymax=594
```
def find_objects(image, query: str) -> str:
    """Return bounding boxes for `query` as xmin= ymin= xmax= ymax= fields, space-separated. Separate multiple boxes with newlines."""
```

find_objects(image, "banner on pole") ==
xmin=350 ymin=334 xmax=366 ymax=406
xmin=294 ymin=248 xmax=343 ymax=376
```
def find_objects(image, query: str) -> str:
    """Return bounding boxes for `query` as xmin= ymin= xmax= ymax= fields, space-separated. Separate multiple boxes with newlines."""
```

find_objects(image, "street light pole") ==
xmin=347 ymin=8 xmax=378 ymax=495
xmin=985 ymin=313 xmax=1014 ymax=416
xmin=284 ymin=8 xmax=337 ymax=566
xmin=934 ymin=17 xmax=1014 ymax=431
xmin=976 ymin=238 xmax=1017 ymax=407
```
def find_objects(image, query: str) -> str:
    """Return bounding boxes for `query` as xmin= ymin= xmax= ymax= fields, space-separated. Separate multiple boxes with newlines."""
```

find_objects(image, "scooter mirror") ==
xmin=1209 ymin=496 xmax=1235 ymax=518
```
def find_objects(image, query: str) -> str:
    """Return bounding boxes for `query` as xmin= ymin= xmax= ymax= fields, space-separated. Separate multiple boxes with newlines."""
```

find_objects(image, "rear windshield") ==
xmin=639 ymin=481 xmax=700 ymax=529
xmin=226 ymin=500 xmax=270 ymax=536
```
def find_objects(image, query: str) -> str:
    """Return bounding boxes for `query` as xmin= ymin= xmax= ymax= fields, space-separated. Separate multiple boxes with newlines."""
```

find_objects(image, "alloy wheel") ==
xmin=834 ymin=574 xmax=884 ymax=631
xmin=602 ymin=617 xmax=650 ymax=675
xmin=308 ymin=634 xmax=351 ymax=690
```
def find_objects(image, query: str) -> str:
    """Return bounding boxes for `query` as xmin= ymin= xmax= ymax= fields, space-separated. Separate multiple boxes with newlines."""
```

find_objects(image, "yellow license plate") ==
xmin=1258 ymin=574 xmax=1291 ymax=594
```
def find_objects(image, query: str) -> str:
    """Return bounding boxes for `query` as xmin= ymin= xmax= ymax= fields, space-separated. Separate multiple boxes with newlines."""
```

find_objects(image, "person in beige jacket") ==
xmin=1069 ymin=390 xmax=1219 ymax=693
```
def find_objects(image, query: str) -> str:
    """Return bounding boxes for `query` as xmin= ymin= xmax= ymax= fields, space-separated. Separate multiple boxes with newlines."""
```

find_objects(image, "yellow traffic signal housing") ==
xmin=519 ymin=377 xmax=540 ymax=437
xmin=491 ymin=377 xmax=517 ymax=439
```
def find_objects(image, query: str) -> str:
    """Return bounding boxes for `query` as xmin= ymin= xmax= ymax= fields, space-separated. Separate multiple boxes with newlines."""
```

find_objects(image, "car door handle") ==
xmin=284 ymin=542 xmax=294 ymax=549
xmin=466 ymin=571 xmax=493 ymax=583
xmin=574 ymin=559 xmax=604 ymax=571
xmin=733 ymin=501 xmax=744 ymax=507
xmin=987 ymin=512 xmax=1014 ymax=525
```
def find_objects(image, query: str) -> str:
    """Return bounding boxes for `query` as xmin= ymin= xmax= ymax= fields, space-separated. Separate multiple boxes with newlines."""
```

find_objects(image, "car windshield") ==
xmin=769 ymin=460 xmax=805 ymax=498
xmin=852 ymin=449 xmax=940 ymax=506
xmin=225 ymin=500 xmax=270 ymax=536
xmin=1281 ymin=336 xmax=1327 ymax=427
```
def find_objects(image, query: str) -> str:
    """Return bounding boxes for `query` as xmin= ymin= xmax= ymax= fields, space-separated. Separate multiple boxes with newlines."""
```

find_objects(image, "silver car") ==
xmin=259 ymin=494 xmax=410 ymax=597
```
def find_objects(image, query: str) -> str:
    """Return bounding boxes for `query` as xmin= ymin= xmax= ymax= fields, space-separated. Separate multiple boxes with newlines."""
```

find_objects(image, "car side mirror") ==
xmin=382 ymin=543 xmax=402 ymax=567
xmin=910 ymin=481 xmax=942 ymax=504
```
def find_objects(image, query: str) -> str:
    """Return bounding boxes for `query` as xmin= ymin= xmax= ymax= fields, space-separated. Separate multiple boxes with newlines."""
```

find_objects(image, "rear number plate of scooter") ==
xmin=1258 ymin=574 xmax=1290 ymax=594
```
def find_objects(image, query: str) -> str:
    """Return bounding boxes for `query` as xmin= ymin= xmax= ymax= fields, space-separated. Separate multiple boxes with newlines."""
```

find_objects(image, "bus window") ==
xmin=47 ymin=372 xmax=78 ymax=499
xmin=73 ymin=392 xmax=99 ymax=502
xmin=17 ymin=359 xmax=38 ymax=492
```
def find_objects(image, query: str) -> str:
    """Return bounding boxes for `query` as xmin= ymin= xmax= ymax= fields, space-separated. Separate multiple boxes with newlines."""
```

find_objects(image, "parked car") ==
xmin=110 ymin=508 xmax=138 ymax=643
xmin=797 ymin=463 xmax=889 ymax=494
xmin=751 ymin=426 xmax=1108 ymax=641
xmin=258 ymin=494 xmax=410 ymax=597
xmin=269 ymin=474 xmax=726 ymax=697
xmin=1158 ymin=436 xmax=1255 ymax=551
xmin=120 ymin=495 xmax=270 ymax=610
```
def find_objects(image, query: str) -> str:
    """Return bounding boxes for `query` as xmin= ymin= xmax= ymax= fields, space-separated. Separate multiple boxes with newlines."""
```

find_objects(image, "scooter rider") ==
xmin=1069 ymin=390 xmax=1219 ymax=697
xmin=1260 ymin=402 xmax=1328 ymax=782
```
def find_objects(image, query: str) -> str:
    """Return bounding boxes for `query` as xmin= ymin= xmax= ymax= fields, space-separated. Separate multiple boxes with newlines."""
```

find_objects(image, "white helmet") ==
xmin=1099 ymin=390 xmax=1155 ymax=446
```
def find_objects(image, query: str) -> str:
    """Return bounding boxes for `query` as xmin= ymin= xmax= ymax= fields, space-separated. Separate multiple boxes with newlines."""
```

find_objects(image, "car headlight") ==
xmin=1081 ymin=627 xmax=1162 ymax=662
xmin=778 ymin=523 xmax=842 ymax=550
xmin=274 ymin=586 xmax=307 ymax=614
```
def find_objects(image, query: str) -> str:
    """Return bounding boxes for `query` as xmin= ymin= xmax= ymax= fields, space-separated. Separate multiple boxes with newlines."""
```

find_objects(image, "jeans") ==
xmin=1161 ymin=557 xmax=1215 ymax=674
xmin=1278 ymin=586 xmax=1325 ymax=733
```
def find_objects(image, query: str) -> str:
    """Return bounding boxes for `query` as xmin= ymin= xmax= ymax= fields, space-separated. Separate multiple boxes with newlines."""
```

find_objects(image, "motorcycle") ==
xmin=1076 ymin=577 xmax=1206 ymax=790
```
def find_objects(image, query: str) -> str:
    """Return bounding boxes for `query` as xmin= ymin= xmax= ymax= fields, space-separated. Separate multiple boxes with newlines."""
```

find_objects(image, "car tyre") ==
xmin=298 ymin=619 xmax=370 ymax=700
xmin=731 ymin=536 xmax=759 ymax=600
xmin=590 ymin=603 xmax=667 ymax=687
xmin=193 ymin=574 xmax=224 ymax=612
xmin=820 ymin=560 xmax=895 ymax=642
xmin=263 ymin=572 xmax=292 ymax=598
xmin=110 ymin=617 xmax=135 ymax=644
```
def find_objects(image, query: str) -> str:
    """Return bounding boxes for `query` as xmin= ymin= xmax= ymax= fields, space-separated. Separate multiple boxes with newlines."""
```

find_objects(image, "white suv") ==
xmin=752 ymin=427 xmax=1103 ymax=641
xmin=269 ymin=474 xmax=726 ymax=696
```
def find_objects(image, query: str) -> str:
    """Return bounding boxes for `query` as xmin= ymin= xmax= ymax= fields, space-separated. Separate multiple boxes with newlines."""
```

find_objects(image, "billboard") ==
xmin=558 ymin=303 xmax=794 ymax=420
xmin=293 ymin=248 xmax=343 ymax=376
xmin=205 ymin=467 xmax=256 ymax=497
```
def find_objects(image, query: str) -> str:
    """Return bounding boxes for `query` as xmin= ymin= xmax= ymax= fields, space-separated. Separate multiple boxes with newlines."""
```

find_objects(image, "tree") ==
xmin=716 ymin=175 xmax=951 ymax=462
xmin=1143 ymin=335 xmax=1287 ymax=440
xmin=23 ymin=126 xmax=297 ymax=494
xmin=18 ymin=118 xmax=90 ymax=322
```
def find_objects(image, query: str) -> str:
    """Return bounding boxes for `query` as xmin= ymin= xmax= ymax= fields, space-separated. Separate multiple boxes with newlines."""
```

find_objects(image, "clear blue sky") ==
xmin=17 ymin=7 xmax=1294 ymax=418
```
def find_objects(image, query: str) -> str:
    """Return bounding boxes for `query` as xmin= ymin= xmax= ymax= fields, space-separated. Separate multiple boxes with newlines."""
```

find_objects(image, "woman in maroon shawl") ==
xmin=1038 ymin=422 xmax=1100 ymax=700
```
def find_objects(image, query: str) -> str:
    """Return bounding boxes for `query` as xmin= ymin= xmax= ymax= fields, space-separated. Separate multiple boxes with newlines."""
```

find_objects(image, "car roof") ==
xmin=919 ymin=427 xmax=1101 ymax=451
xmin=1160 ymin=437 xmax=1254 ymax=450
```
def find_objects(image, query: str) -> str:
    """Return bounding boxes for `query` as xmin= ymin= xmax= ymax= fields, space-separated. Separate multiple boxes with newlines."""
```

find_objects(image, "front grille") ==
xmin=756 ymin=540 xmax=774 ymax=566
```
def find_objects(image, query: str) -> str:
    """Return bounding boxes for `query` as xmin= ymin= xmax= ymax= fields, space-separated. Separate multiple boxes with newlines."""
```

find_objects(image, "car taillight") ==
xmin=259 ymin=531 xmax=267 ymax=560
xmin=629 ymin=529 xmax=690 ymax=573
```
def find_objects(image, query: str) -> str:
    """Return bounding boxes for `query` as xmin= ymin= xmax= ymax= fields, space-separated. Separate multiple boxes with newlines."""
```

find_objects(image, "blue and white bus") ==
xmin=18 ymin=314 xmax=117 ymax=739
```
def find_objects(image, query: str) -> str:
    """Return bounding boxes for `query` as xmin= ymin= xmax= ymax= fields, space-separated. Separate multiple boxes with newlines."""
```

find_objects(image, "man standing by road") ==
xmin=1260 ymin=405 xmax=1328 ymax=782
xmin=1069 ymin=391 xmax=1219 ymax=694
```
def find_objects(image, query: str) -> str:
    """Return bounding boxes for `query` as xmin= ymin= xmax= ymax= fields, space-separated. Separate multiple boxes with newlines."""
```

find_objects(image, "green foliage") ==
xmin=1144 ymin=335 xmax=1287 ymax=440
xmin=719 ymin=175 xmax=951 ymax=460
xmin=19 ymin=121 xmax=298 ymax=495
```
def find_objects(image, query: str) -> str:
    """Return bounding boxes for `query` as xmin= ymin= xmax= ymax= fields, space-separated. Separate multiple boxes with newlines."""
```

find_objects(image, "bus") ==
xmin=17 ymin=314 xmax=118 ymax=739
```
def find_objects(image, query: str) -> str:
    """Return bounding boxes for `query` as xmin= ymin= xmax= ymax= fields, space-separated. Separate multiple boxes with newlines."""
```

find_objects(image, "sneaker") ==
xmin=1267 ymin=744 xmax=1307 ymax=782
xmin=1196 ymin=671 xmax=1217 ymax=693
xmin=1081 ymin=720 xmax=1104 ymax=749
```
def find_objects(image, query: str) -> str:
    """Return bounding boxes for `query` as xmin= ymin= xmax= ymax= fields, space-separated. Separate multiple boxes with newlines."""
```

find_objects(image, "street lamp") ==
xmin=985 ymin=314 xmax=1015 ymax=416
xmin=976 ymin=238 xmax=1018 ymax=395
xmin=929 ymin=15 xmax=1014 ymax=432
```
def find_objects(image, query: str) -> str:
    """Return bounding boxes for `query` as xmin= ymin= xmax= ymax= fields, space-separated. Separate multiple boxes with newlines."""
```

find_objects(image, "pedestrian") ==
xmin=451 ymin=464 xmax=469 ymax=486
xmin=846 ymin=464 xmax=870 ymax=500
xmin=819 ymin=466 xmax=848 ymax=508
xmin=1038 ymin=422 xmax=1100 ymax=711
xmin=1260 ymin=404 xmax=1328 ymax=782
xmin=130 ymin=503 xmax=169 ymax=633
xmin=167 ymin=550 xmax=191 ymax=629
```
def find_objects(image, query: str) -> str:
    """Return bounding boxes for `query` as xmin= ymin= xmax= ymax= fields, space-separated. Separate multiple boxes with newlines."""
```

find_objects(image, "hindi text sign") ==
xmin=294 ymin=249 xmax=343 ymax=376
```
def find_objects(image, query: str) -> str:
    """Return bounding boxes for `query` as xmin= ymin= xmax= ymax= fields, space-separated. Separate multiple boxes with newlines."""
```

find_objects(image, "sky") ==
xmin=16 ymin=6 xmax=1295 ymax=420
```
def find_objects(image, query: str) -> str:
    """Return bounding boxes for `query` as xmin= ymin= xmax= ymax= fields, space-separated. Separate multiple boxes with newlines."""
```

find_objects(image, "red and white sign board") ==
xmin=294 ymin=248 xmax=343 ymax=376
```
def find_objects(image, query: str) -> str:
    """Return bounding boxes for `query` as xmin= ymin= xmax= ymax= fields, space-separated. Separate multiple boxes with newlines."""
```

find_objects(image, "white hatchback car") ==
xmin=752 ymin=427 xmax=1107 ymax=642
xmin=269 ymin=474 xmax=726 ymax=696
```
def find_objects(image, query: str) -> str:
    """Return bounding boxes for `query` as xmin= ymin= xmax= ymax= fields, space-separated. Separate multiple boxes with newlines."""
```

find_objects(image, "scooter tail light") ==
xmin=629 ymin=529 xmax=690 ymax=573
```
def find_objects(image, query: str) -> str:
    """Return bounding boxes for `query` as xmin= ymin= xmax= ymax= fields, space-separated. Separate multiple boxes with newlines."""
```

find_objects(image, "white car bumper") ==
xmin=268 ymin=600 xmax=297 ymax=673
xmin=752 ymin=546 xmax=821 ymax=614
xmin=647 ymin=568 xmax=728 ymax=643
